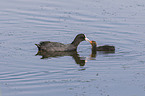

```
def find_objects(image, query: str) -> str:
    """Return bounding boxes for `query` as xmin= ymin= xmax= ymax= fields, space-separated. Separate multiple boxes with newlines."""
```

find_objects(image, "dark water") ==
xmin=0 ymin=0 xmax=145 ymax=96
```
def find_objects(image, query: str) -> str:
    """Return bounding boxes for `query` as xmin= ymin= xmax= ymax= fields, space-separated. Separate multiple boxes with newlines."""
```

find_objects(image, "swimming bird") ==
xmin=35 ymin=34 xmax=90 ymax=52
xmin=89 ymin=41 xmax=115 ymax=51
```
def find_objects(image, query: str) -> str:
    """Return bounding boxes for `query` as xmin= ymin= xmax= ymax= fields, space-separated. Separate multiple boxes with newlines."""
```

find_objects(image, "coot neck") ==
xmin=92 ymin=44 xmax=97 ymax=52
xmin=92 ymin=44 xmax=97 ymax=55
xmin=71 ymin=38 xmax=82 ymax=47
xmin=92 ymin=45 xmax=97 ymax=51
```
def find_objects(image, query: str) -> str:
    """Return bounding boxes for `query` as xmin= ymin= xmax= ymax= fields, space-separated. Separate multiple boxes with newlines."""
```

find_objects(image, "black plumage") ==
xmin=35 ymin=34 xmax=90 ymax=52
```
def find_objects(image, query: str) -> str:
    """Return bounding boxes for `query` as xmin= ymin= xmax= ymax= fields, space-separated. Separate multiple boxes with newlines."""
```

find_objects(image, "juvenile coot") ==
xmin=89 ymin=41 xmax=115 ymax=51
xmin=35 ymin=34 xmax=90 ymax=52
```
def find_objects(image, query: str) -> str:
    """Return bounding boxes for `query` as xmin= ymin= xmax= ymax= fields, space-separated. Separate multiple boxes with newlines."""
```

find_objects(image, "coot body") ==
xmin=90 ymin=41 xmax=115 ymax=51
xmin=35 ymin=34 xmax=90 ymax=52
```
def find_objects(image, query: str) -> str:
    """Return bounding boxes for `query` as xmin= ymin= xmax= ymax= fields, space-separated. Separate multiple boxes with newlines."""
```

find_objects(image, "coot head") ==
xmin=89 ymin=41 xmax=97 ymax=52
xmin=75 ymin=34 xmax=90 ymax=41
xmin=71 ymin=34 xmax=90 ymax=46
xmin=89 ymin=41 xmax=97 ymax=47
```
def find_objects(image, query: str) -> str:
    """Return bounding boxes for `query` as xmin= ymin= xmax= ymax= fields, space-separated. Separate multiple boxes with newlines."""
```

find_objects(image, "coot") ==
xmin=35 ymin=34 xmax=90 ymax=52
xmin=89 ymin=41 xmax=115 ymax=51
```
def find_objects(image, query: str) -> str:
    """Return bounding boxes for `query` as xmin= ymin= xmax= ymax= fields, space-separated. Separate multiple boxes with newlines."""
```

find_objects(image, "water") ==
xmin=0 ymin=0 xmax=145 ymax=96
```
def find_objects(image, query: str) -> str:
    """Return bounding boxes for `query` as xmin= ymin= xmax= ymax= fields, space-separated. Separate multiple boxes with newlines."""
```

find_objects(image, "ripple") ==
xmin=1 ymin=0 xmax=145 ymax=96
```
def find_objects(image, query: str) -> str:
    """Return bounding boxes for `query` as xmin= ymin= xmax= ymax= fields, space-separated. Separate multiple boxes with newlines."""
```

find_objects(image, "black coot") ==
xmin=89 ymin=41 xmax=115 ymax=51
xmin=35 ymin=34 xmax=90 ymax=52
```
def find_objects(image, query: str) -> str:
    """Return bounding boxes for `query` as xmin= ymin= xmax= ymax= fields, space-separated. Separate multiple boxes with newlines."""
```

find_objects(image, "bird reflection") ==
xmin=36 ymin=51 xmax=86 ymax=66
xmin=36 ymin=48 xmax=115 ymax=67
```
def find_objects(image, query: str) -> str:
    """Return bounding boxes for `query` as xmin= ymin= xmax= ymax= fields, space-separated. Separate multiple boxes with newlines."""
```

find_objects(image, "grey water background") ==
xmin=0 ymin=0 xmax=145 ymax=96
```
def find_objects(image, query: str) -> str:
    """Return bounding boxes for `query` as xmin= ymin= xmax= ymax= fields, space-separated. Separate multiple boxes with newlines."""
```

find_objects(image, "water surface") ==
xmin=0 ymin=0 xmax=145 ymax=96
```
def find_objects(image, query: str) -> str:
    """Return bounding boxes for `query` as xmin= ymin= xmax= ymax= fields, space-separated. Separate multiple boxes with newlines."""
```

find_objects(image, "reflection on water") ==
xmin=89 ymin=48 xmax=115 ymax=59
xmin=1 ymin=0 xmax=145 ymax=96
xmin=36 ymin=50 xmax=115 ymax=66
xmin=0 ymin=86 xmax=1 ymax=96
xmin=36 ymin=50 xmax=86 ymax=66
